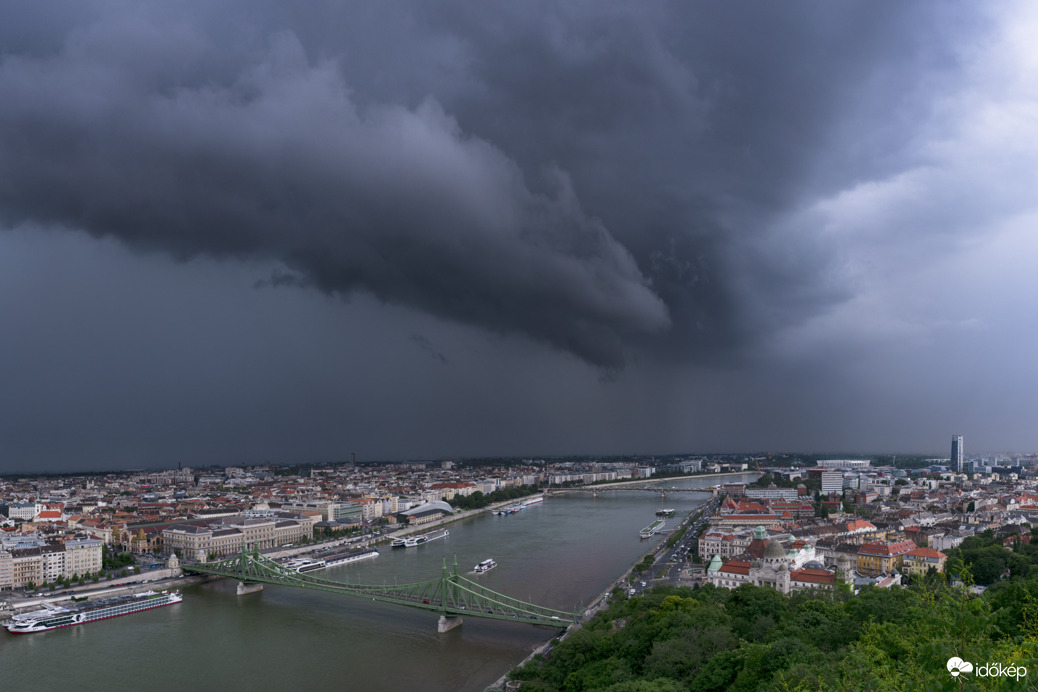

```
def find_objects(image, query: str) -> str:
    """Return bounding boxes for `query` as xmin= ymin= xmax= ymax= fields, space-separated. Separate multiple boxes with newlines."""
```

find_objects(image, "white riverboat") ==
xmin=4 ymin=590 xmax=182 ymax=634
xmin=324 ymin=548 xmax=379 ymax=567
xmin=639 ymin=518 xmax=666 ymax=538
xmin=285 ymin=558 xmax=327 ymax=573
xmin=474 ymin=558 xmax=497 ymax=573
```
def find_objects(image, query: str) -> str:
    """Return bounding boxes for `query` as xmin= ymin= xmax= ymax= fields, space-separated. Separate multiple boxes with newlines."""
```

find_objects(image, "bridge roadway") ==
xmin=546 ymin=484 xmax=715 ymax=496
xmin=183 ymin=545 xmax=579 ymax=633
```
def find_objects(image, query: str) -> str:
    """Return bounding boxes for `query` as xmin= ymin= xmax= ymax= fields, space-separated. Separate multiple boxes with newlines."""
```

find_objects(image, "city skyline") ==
xmin=3 ymin=2 xmax=1038 ymax=472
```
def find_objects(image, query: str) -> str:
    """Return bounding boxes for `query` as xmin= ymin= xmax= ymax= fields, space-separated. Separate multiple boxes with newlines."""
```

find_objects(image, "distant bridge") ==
xmin=546 ymin=486 xmax=715 ymax=497
xmin=183 ymin=545 xmax=579 ymax=632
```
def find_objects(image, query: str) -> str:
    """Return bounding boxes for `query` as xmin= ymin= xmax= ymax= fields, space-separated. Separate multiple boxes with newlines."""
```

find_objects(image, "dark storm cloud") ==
xmin=0 ymin=12 xmax=667 ymax=369
xmin=0 ymin=1 xmax=986 ymax=368
xmin=413 ymin=1 xmax=984 ymax=354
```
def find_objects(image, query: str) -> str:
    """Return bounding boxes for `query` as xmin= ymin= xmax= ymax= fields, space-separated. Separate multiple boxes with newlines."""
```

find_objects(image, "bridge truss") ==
xmin=183 ymin=545 xmax=579 ymax=630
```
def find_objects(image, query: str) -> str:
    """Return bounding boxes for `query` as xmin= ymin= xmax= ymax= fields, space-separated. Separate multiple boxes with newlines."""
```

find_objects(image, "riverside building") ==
xmin=162 ymin=513 xmax=316 ymax=559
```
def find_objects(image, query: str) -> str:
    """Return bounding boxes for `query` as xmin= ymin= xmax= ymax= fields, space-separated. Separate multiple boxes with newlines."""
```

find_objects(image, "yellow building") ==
xmin=902 ymin=547 xmax=948 ymax=576
xmin=0 ymin=550 xmax=13 ymax=591
xmin=64 ymin=539 xmax=103 ymax=579
xmin=856 ymin=540 xmax=917 ymax=577
xmin=10 ymin=548 xmax=43 ymax=588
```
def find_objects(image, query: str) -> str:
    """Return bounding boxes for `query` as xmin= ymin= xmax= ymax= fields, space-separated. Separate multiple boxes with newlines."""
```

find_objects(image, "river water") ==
xmin=2 ymin=474 xmax=756 ymax=691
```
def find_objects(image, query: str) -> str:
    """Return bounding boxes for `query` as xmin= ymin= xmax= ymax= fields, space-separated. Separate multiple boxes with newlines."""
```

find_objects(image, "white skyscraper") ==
xmin=951 ymin=435 xmax=964 ymax=473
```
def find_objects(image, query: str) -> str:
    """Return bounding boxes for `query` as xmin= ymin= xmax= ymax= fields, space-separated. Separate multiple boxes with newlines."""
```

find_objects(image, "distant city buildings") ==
xmin=744 ymin=487 xmax=798 ymax=501
xmin=817 ymin=460 xmax=871 ymax=470
xmin=4 ymin=447 xmax=1038 ymax=599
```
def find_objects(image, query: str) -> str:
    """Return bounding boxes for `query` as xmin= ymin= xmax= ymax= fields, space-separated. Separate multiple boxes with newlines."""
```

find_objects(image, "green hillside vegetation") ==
xmin=508 ymin=576 xmax=1038 ymax=691
xmin=945 ymin=529 xmax=1038 ymax=586
xmin=448 ymin=485 xmax=540 ymax=510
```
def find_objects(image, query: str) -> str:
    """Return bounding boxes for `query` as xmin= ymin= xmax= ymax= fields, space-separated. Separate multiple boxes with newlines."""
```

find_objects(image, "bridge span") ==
xmin=183 ymin=545 xmax=579 ymax=632
xmin=545 ymin=485 xmax=715 ymax=497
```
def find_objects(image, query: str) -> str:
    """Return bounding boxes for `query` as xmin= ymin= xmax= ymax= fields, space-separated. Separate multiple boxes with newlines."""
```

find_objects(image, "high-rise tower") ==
xmin=951 ymin=435 xmax=964 ymax=473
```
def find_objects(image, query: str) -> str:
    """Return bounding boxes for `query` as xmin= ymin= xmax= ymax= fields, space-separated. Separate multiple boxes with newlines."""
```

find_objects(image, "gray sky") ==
xmin=2 ymin=1 xmax=1036 ymax=472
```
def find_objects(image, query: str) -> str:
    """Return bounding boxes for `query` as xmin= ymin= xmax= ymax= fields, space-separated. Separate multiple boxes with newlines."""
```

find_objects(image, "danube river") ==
xmin=3 ymin=474 xmax=756 ymax=691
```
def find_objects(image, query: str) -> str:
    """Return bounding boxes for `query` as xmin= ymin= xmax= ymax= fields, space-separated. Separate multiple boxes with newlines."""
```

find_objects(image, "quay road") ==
xmin=627 ymin=492 xmax=724 ymax=596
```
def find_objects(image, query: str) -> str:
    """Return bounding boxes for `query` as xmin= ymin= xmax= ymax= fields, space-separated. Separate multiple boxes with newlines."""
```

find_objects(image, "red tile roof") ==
xmin=906 ymin=547 xmax=947 ymax=559
xmin=845 ymin=520 xmax=876 ymax=532
xmin=720 ymin=514 xmax=782 ymax=522
xmin=719 ymin=560 xmax=752 ymax=575
xmin=790 ymin=568 xmax=834 ymax=584
xmin=858 ymin=540 xmax=916 ymax=557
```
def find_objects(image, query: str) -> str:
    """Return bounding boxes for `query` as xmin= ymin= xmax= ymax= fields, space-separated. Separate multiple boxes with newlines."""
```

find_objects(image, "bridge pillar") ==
xmin=237 ymin=582 xmax=263 ymax=595
xmin=437 ymin=615 xmax=463 ymax=633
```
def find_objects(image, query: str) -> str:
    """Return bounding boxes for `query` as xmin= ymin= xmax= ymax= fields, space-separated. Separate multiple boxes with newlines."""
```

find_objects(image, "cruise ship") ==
xmin=495 ymin=496 xmax=544 ymax=515
xmin=474 ymin=558 xmax=497 ymax=573
xmin=285 ymin=549 xmax=380 ymax=573
xmin=4 ymin=590 xmax=182 ymax=634
xmin=285 ymin=557 xmax=326 ymax=573
xmin=640 ymin=518 xmax=666 ymax=539
xmin=324 ymin=548 xmax=378 ymax=567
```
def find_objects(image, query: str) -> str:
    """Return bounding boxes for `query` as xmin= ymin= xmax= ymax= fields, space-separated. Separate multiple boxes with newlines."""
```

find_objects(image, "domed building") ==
xmin=708 ymin=526 xmax=836 ymax=594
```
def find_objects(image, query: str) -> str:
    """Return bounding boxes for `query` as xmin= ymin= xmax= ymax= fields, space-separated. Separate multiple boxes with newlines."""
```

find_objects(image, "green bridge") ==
xmin=182 ymin=545 xmax=580 ymax=632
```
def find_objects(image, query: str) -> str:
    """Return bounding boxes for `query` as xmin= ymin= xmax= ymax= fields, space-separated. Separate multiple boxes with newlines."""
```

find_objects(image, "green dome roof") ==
xmin=764 ymin=540 xmax=787 ymax=560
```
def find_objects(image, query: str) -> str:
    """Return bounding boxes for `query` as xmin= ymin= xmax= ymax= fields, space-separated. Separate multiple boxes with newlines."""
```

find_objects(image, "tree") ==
xmin=726 ymin=584 xmax=789 ymax=642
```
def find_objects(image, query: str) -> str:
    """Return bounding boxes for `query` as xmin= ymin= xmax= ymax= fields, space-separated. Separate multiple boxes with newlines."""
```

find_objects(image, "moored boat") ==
xmin=285 ymin=558 xmax=327 ymax=573
xmin=323 ymin=548 xmax=379 ymax=567
xmin=4 ymin=590 xmax=182 ymax=634
xmin=640 ymin=518 xmax=666 ymax=538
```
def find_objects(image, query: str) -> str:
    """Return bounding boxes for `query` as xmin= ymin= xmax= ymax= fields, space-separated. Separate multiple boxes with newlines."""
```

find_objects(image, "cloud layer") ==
xmin=0 ymin=20 xmax=672 ymax=368
xmin=3 ymin=1 xmax=1037 ymax=468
